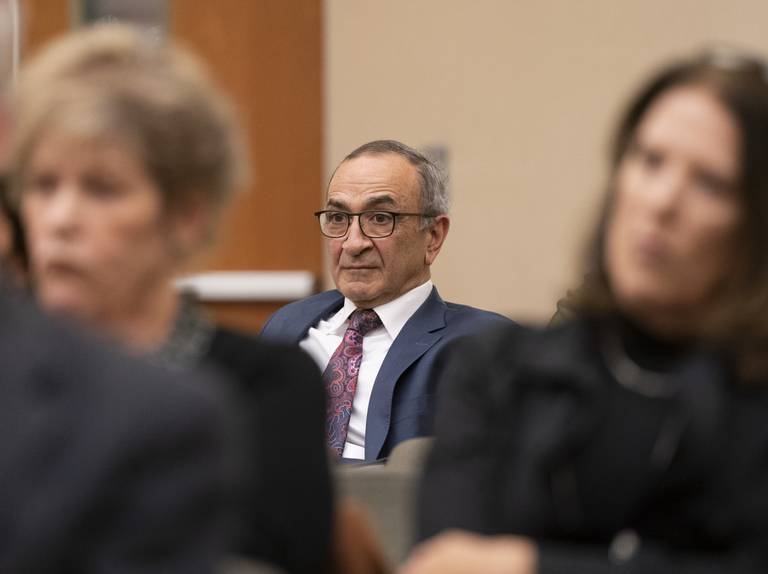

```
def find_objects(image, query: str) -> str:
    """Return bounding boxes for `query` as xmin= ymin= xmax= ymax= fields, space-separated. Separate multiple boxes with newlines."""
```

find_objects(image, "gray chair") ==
xmin=334 ymin=437 xmax=434 ymax=566
xmin=385 ymin=436 xmax=433 ymax=473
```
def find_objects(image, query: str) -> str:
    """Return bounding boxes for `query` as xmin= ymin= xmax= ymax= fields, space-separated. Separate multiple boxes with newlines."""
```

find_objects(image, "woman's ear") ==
xmin=168 ymin=197 xmax=215 ymax=259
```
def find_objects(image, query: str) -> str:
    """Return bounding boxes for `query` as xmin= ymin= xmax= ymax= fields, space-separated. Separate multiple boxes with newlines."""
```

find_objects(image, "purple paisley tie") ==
xmin=323 ymin=308 xmax=382 ymax=456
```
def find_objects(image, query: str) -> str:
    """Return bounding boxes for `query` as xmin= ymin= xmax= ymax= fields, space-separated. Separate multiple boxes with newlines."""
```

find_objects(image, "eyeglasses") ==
xmin=314 ymin=210 xmax=432 ymax=238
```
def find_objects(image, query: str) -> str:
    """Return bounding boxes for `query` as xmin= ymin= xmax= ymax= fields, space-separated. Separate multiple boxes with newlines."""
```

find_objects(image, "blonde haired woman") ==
xmin=11 ymin=24 xmax=332 ymax=573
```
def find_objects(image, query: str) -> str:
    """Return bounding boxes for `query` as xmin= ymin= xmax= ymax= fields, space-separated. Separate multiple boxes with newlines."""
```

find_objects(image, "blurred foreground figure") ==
xmin=408 ymin=52 xmax=768 ymax=574
xmin=10 ymin=24 xmax=331 ymax=573
xmin=0 ymin=290 xmax=237 ymax=572
xmin=0 ymin=23 xmax=236 ymax=574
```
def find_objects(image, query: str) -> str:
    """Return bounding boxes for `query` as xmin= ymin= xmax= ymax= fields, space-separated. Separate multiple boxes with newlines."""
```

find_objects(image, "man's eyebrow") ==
xmin=326 ymin=198 xmax=348 ymax=210
xmin=363 ymin=195 xmax=397 ymax=209
xmin=325 ymin=195 xmax=398 ymax=210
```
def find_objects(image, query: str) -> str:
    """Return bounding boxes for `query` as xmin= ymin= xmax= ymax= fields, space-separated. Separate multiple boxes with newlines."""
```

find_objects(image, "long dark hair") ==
xmin=578 ymin=51 xmax=768 ymax=377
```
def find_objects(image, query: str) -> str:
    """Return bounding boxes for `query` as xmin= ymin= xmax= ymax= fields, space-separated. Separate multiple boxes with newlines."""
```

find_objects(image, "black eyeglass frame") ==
xmin=313 ymin=210 xmax=435 ymax=238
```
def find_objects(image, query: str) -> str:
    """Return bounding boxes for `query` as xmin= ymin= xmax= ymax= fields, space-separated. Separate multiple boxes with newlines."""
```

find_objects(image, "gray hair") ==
xmin=341 ymin=139 xmax=449 ymax=227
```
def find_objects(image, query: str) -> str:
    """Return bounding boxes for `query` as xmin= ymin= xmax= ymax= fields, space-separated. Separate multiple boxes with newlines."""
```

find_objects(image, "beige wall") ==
xmin=325 ymin=0 xmax=768 ymax=322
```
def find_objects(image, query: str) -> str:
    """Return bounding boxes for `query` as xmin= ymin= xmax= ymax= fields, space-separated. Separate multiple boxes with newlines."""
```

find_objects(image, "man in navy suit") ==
xmin=261 ymin=139 xmax=512 ymax=461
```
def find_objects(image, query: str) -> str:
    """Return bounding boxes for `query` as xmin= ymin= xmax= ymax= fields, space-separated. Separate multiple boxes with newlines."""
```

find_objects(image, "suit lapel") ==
xmin=287 ymin=292 xmax=345 ymax=344
xmin=365 ymin=287 xmax=447 ymax=459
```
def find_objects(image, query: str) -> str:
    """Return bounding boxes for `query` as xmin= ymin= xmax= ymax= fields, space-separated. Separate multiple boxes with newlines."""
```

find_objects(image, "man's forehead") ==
xmin=327 ymin=152 xmax=420 ymax=203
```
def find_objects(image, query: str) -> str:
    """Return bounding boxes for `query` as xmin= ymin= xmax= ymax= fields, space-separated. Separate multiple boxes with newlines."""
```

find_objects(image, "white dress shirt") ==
xmin=300 ymin=280 xmax=434 ymax=459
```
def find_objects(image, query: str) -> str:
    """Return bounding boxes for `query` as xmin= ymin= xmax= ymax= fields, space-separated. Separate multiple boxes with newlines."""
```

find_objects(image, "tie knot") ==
xmin=348 ymin=309 xmax=382 ymax=336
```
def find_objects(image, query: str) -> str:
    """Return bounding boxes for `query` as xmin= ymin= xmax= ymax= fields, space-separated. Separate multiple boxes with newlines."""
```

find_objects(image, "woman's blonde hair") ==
xmin=10 ymin=23 xmax=248 ymax=214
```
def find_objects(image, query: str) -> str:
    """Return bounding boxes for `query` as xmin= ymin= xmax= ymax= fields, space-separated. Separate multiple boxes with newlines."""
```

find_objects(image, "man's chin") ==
xmin=337 ymin=281 xmax=382 ymax=308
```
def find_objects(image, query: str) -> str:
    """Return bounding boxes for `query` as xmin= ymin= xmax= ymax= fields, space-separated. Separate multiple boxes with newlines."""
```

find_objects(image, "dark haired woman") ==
xmin=405 ymin=53 xmax=768 ymax=574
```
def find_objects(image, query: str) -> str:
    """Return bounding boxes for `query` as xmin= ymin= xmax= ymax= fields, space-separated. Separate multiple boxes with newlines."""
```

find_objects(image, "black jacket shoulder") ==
xmin=203 ymin=326 xmax=333 ymax=574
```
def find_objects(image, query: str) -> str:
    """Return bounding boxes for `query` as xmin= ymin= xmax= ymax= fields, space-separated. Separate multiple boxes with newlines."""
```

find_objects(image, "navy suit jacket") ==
xmin=260 ymin=286 xmax=514 ymax=461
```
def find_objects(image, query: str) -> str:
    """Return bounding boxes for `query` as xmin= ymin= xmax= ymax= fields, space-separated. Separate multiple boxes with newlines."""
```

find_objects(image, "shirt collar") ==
xmin=325 ymin=280 xmax=434 ymax=339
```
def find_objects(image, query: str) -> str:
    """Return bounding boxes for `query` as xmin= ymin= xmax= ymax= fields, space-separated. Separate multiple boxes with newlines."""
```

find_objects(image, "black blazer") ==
xmin=0 ymin=295 xmax=237 ymax=573
xmin=204 ymin=328 xmax=333 ymax=574
xmin=419 ymin=318 xmax=768 ymax=573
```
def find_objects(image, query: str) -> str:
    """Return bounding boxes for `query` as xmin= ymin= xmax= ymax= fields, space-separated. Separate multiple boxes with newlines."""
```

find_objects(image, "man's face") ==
xmin=325 ymin=152 xmax=447 ymax=308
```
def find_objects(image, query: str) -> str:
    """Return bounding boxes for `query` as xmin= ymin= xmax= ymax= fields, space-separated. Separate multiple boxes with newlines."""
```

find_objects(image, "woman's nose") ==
xmin=37 ymin=187 xmax=82 ymax=235
xmin=645 ymin=166 xmax=686 ymax=217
